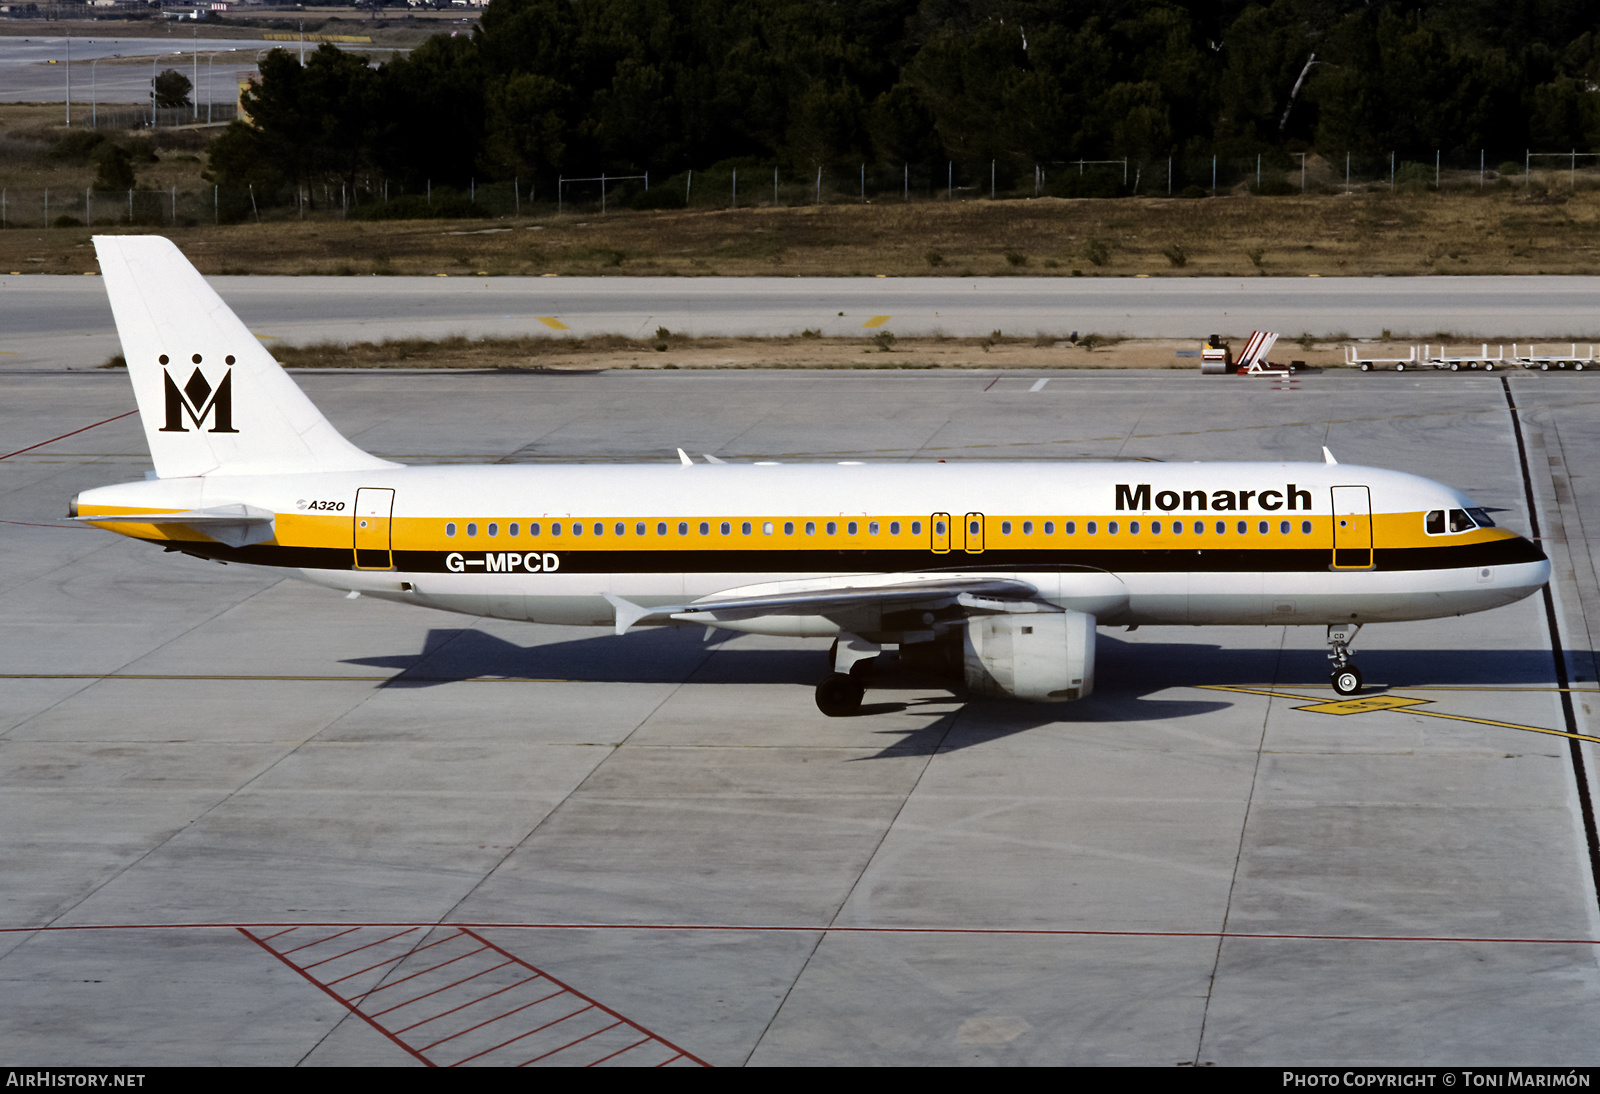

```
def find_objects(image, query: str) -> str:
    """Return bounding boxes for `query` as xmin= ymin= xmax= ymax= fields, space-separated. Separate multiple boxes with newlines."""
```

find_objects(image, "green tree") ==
xmin=92 ymin=144 xmax=134 ymax=193
xmin=154 ymin=69 xmax=192 ymax=109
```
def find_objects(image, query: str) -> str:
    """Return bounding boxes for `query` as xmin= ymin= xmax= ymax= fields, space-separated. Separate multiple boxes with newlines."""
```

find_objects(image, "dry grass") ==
xmin=9 ymin=186 xmax=1600 ymax=279
xmin=7 ymin=103 xmax=1600 ymax=277
xmin=245 ymin=333 xmax=1352 ymax=372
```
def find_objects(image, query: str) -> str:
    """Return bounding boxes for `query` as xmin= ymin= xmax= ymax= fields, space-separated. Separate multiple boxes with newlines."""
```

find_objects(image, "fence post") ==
xmin=1435 ymin=150 xmax=1439 ymax=189
xmin=558 ymin=175 xmax=562 ymax=214
xmin=816 ymin=166 xmax=821 ymax=204
xmin=860 ymin=163 xmax=865 ymax=203
xmin=44 ymin=189 xmax=48 ymax=227
xmin=171 ymin=185 xmax=176 ymax=225
xmin=427 ymin=178 xmax=432 ymax=207
xmin=1346 ymin=153 xmax=1350 ymax=189
xmin=686 ymin=170 xmax=692 ymax=206
xmin=86 ymin=187 xmax=91 ymax=226
xmin=513 ymin=176 xmax=518 ymax=216
xmin=645 ymin=171 xmax=649 ymax=192
xmin=1573 ymin=149 xmax=1577 ymax=190
xmin=214 ymin=184 xmax=218 ymax=225
xmin=729 ymin=169 xmax=733 ymax=210
xmin=602 ymin=172 xmax=607 ymax=214
xmin=905 ymin=163 xmax=909 ymax=201
xmin=1212 ymin=155 xmax=1216 ymax=192
xmin=948 ymin=161 xmax=952 ymax=199
xmin=1480 ymin=150 xmax=1484 ymax=188
xmin=1525 ymin=149 xmax=1529 ymax=188
xmin=1256 ymin=154 xmax=1260 ymax=190
xmin=991 ymin=160 xmax=995 ymax=198
xmin=775 ymin=168 xmax=779 ymax=207
xmin=127 ymin=189 xmax=132 ymax=224
xmin=1390 ymin=152 xmax=1395 ymax=189
xmin=249 ymin=184 xmax=259 ymax=224
xmin=1168 ymin=157 xmax=1172 ymax=194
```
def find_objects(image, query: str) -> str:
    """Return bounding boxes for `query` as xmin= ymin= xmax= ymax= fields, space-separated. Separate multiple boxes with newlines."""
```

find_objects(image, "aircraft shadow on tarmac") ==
xmin=341 ymin=628 xmax=1578 ymax=753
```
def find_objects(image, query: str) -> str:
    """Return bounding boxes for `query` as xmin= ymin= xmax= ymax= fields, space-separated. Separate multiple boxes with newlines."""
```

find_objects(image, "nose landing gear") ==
xmin=1327 ymin=623 xmax=1363 ymax=695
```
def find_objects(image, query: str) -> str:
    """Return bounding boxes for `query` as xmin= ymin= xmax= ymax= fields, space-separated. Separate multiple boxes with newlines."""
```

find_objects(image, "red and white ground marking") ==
xmin=240 ymin=925 xmax=708 ymax=1067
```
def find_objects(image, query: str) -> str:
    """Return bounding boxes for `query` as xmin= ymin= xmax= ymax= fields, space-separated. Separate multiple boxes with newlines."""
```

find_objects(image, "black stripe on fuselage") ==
xmin=154 ymin=537 xmax=1545 ymax=574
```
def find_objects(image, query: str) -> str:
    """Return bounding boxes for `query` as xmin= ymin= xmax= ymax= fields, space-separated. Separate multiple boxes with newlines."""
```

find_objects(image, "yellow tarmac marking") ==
xmin=861 ymin=316 xmax=892 ymax=328
xmin=537 ymin=317 xmax=570 ymax=330
xmin=1295 ymin=695 xmax=1432 ymax=715
xmin=1200 ymin=684 xmax=1600 ymax=745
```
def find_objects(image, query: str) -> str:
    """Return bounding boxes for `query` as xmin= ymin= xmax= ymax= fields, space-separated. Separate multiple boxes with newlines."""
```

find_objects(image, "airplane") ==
xmin=69 ymin=236 xmax=1551 ymax=716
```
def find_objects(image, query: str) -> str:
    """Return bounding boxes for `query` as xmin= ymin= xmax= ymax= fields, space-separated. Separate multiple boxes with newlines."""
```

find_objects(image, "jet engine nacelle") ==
xmin=962 ymin=612 xmax=1096 ymax=702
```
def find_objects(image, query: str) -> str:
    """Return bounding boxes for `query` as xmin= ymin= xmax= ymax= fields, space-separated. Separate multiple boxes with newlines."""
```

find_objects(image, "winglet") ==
xmin=1322 ymin=446 xmax=1338 ymax=465
xmin=676 ymin=448 xmax=693 ymax=466
xmin=602 ymin=592 xmax=656 ymax=636
xmin=703 ymin=454 xmax=728 ymax=464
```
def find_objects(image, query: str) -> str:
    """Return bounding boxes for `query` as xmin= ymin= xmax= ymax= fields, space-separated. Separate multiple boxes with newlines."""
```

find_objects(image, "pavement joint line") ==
xmin=1198 ymin=684 xmax=1600 ymax=745
xmin=9 ymin=921 xmax=1600 ymax=946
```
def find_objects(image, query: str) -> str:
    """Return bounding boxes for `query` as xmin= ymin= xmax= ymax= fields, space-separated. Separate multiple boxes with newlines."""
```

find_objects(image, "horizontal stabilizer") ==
xmin=75 ymin=503 xmax=276 ymax=548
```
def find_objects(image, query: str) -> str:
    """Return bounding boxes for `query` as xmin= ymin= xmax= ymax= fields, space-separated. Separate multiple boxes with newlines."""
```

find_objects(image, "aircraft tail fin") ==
xmin=93 ymin=235 xmax=397 ymax=479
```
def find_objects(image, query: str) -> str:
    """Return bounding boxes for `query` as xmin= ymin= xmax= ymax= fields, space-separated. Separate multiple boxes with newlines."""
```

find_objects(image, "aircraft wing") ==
xmin=73 ymin=503 xmax=276 ymax=548
xmin=603 ymin=575 xmax=1050 ymax=636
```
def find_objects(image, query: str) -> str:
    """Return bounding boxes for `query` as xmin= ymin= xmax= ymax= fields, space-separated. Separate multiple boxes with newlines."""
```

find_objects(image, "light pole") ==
xmin=90 ymin=55 xmax=101 ymax=129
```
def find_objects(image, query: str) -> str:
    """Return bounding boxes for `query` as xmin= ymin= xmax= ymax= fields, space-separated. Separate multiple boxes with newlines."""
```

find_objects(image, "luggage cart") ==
xmin=1346 ymin=345 xmax=1421 ymax=372
xmin=1511 ymin=344 xmax=1595 ymax=371
xmin=1418 ymin=344 xmax=1506 ymax=371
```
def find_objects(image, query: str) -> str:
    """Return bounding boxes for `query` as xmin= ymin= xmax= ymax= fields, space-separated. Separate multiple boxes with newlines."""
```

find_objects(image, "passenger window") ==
xmin=1236 ymin=521 xmax=1247 ymax=534
xmin=806 ymin=521 xmax=816 ymax=535
xmin=467 ymin=522 xmax=478 ymax=536
xmin=869 ymin=521 xmax=879 ymax=535
xmin=446 ymin=522 xmax=457 ymax=537
xmin=1172 ymin=520 xmax=1182 ymax=535
xmin=933 ymin=520 xmax=944 ymax=535
xmin=1001 ymin=521 xmax=1012 ymax=534
xmin=1193 ymin=521 xmax=1203 ymax=534
xmin=1022 ymin=521 xmax=1032 ymax=534
xmin=1258 ymin=521 xmax=1268 ymax=534
xmin=785 ymin=521 xmax=795 ymax=534
xmin=572 ymin=523 xmax=582 ymax=536
xmin=911 ymin=521 xmax=922 ymax=534
xmin=530 ymin=522 xmax=540 ymax=536
xmin=1215 ymin=521 xmax=1225 ymax=534
xmin=827 ymin=521 xmax=837 ymax=535
xmin=1129 ymin=521 xmax=1139 ymax=534
xmin=636 ymin=522 xmax=645 ymax=536
xmin=1426 ymin=510 xmax=1445 ymax=535
xmin=1066 ymin=521 xmax=1076 ymax=534
xmin=1150 ymin=521 xmax=1160 ymax=534
xmin=678 ymin=522 xmax=688 ymax=535
xmin=1109 ymin=521 xmax=1119 ymax=534
xmin=1449 ymin=509 xmax=1474 ymax=533
xmin=1044 ymin=521 xmax=1054 ymax=534
xmin=1301 ymin=520 xmax=1311 ymax=534
xmin=890 ymin=521 xmax=900 ymax=534
xmin=720 ymin=521 xmax=731 ymax=535
xmin=509 ymin=522 xmax=519 ymax=537
xmin=1280 ymin=520 xmax=1289 ymax=534
xmin=591 ymin=523 xmax=601 ymax=535
xmin=763 ymin=522 xmax=773 ymax=535
xmin=847 ymin=521 xmax=858 ymax=535
xmin=969 ymin=520 xmax=980 ymax=535
xmin=700 ymin=521 xmax=710 ymax=535
xmin=487 ymin=522 xmax=498 ymax=537
xmin=551 ymin=523 xmax=560 ymax=536
xmin=656 ymin=522 xmax=666 ymax=535
xmin=615 ymin=523 xmax=625 ymax=536
xmin=1086 ymin=521 xmax=1096 ymax=534
xmin=1466 ymin=507 xmax=1495 ymax=527
xmin=742 ymin=521 xmax=752 ymax=535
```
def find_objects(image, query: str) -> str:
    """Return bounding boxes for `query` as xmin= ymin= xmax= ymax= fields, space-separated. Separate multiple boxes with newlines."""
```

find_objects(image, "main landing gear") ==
xmin=1327 ymin=623 xmax=1363 ymax=696
xmin=815 ymin=635 xmax=880 ymax=716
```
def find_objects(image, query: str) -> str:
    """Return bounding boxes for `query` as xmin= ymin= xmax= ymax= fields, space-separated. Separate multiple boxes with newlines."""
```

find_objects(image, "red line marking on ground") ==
xmin=358 ymin=943 xmax=492 ymax=1005
xmin=589 ymin=1035 xmax=653 ymax=1067
xmin=656 ymin=1052 xmax=685 ymax=1067
xmin=383 ymin=963 xmax=526 ymax=1030
xmin=15 ymin=921 xmax=1600 ymax=948
xmin=238 ymin=928 xmax=437 ymax=1068
xmin=0 ymin=409 xmax=138 ymax=461
xmin=982 ymin=376 xmax=1000 ymax=391
xmin=305 ymin=926 xmax=419 ymax=973
xmin=16 ymin=920 xmax=1600 ymax=949
xmin=280 ymin=924 xmax=362 ymax=956
xmin=417 ymin=991 xmax=574 ymax=1055
xmin=519 ymin=1018 xmax=622 ymax=1067
xmin=458 ymin=928 xmax=711 ymax=1068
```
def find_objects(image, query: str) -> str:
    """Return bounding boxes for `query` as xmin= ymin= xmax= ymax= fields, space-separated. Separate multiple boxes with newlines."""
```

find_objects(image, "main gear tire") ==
xmin=815 ymin=673 xmax=866 ymax=716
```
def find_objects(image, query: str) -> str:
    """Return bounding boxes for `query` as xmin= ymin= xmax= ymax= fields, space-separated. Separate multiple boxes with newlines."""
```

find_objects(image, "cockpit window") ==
xmin=1428 ymin=508 xmax=1488 ymax=535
